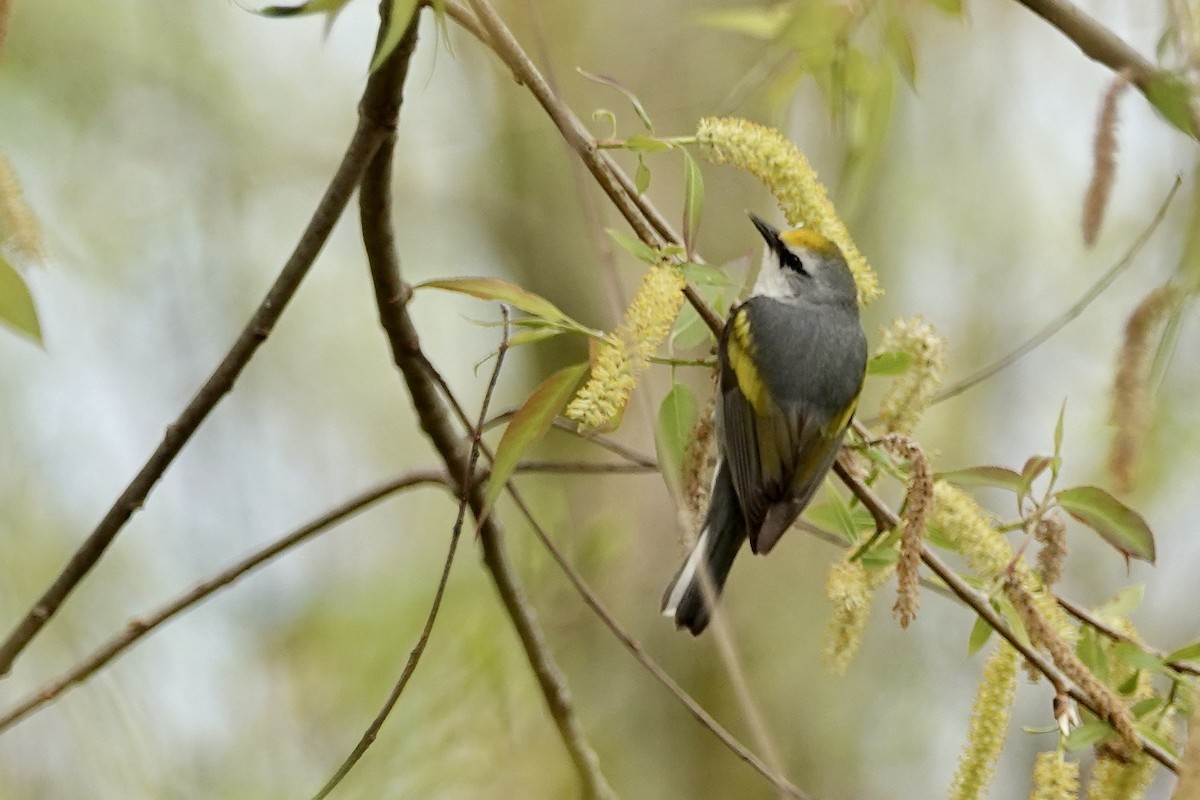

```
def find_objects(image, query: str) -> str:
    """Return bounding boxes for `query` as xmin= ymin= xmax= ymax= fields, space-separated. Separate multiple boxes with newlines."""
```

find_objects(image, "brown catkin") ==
xmin=874 ymin=433 xmax=932 ymax=628
xmin=1035 ymin=513 xmax=1068 ymax=588
xmin=680 ymin=380 xmax=717 ymax=530
xmin=1083 ymin=71 xmax=1130 ymax=247
xmin=1108 ymin=283 xmax=1179 ymax=493
xmin=1004 ymin=576 xmax=1139 ymax=758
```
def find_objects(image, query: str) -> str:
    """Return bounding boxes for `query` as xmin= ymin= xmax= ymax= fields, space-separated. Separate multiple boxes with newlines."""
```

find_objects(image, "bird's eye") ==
xmin=779 ymin=247 xmax=808 ymax=275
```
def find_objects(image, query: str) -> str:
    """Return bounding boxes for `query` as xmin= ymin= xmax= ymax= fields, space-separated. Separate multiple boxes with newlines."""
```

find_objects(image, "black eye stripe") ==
xmin=779 ymin=247 xmax=807 ymax=274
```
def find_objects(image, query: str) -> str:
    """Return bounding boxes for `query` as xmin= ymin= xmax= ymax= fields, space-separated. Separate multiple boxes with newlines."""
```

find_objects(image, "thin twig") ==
xmin=0 ymin=470 xmax=449 ymax=734
xmin=1055 ymin=594 xmax=1200 ymax=678
xmin=359 ymin=33 xmax=616 ymax=797
xmin=483 ymin=408 xmax=658 ymax=468
xmin=516 ymin=460 xmax=657 ymax=474
xmin=929 ymin=178 xmax=1181 ymax=405
xmin=0 ymin=38 xmax=418 ymax=679
xmin=497 ymin=476 xmax=812 ymax=799
xmin=310 ymin=296 xmax=513 ymax=800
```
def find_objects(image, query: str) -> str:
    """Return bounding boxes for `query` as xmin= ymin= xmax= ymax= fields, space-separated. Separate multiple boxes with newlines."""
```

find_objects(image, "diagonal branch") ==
xmin=1008 ymin=0 xmax=1157 ymax=88
xmin=0 ymin=4 xmax=424 ymax=678
xmin=0 ymin=469 xmax=449 ymax=734
xmin=357 ymin=20 xmax=615 ymax=798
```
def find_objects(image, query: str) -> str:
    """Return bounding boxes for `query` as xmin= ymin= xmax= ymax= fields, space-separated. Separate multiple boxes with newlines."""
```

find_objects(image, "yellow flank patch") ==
xmin=822 ymin=397 xmax=858 ymax=437
xmin=727 ymin=308 xmax=771 ymax=416
xmin=780 ymin=228 xmax=840 ymax=257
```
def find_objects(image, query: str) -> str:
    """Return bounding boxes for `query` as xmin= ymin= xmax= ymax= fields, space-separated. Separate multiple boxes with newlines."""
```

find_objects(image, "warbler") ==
xmin=662 ymin=213 xmax=868 ymax=635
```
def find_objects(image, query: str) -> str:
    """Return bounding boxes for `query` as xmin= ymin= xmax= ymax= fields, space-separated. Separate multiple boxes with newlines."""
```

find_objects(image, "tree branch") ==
xmin=357 ymin=23 xmax=616 ymax=796
xmin=1008 ymin=0 xmax=1157 ymax=89
xmin=0 ymin=470 xmax=449 ymax=734
xmin=0 ymin=3 xmax=425 ymax=678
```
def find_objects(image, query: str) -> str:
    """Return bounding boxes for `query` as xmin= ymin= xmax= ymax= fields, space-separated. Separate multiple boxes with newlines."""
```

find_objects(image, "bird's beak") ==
xmin=749 ymin=213 xmax=783 ymax=252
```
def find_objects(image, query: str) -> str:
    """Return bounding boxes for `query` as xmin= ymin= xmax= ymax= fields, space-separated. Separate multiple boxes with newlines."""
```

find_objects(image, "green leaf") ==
xmin=604 ymin=228 xmax=660 ymax=265
xmin=692 ymin=5 xmax=792 ymax=39
xmin=682 ymin=150 xmax=705 ymax=256
xmin=859 ymin=547 xmax=899 ymax=568
xmin=1077 ymin=625 xmax=1109 ymax=684
xmin=419 ymin=277 xmax=569 ymax=323
xmin=967 ymin=616 xmax=994 ymax=657
xmin=1145 ymin=70 xmax=1198 ymax=138
xmin=1165 ymin=640 xmax=1200 ymax=664
xmin=1063 ymin=719 xmax=1115 ymax=752
xmin=1055 ymin=485 xmax=1156 ymax=563
xmin=370 ymin=0 xmax=421 ymax=73
xmin=484 ymin=363 xmax=589 ymax=511
xmin=257 ymin=0 xmax=352 ymax=16
xmin=866 ymin=350 xmax=913 ymax=376
xmin=576 ymin=69 xmax=654 ymax=131
xmin=635 ymin=156 xmax=651 ymax=195
xmin=1131 ymin=697 xmax=1166 ymax=719
xmin=624 ymin=135 xmax=670 ymax=153
xmin=883 ymin=13 xmax=917 ymax=87
xmin=0 ymin=254 xmax=41 ymax=344
xmin=1112 ymin=641 xmax=1164 ymax=674
xmin=994 ymin=596 xmax=1032 ymax=650
xmin=1095 ymin=585 xmax=1145 ymax=620
xmin=680 ymin=261 xmax=730 ymax=287
xmin=655 ymin=382 xmax=697 ymax=487
xmin=1018 ymin=455 xmax=1054 ymax=497
xmin=1053 ymin=399 xmax=1066 ymax=457
xmin=807 ymin=486 xmax=862 ymax=545
xmin=507 ymin=328 xmax=564 ymax=348
xmin=934 ymin=466 xmax=1023 ymax=493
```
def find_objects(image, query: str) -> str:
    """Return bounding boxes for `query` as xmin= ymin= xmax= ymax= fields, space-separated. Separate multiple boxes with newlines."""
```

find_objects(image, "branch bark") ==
xmin=357 ymin=15 xmax=615 ymax=796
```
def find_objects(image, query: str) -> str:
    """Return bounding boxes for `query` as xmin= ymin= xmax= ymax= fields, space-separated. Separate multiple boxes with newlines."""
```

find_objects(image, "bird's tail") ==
xmin=661 ymin=461 xmax=748 ymax=635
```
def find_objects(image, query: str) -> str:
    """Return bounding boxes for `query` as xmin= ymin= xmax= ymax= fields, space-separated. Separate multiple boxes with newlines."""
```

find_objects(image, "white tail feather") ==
xmin=661 ymin=528 xmax=710 ymax=617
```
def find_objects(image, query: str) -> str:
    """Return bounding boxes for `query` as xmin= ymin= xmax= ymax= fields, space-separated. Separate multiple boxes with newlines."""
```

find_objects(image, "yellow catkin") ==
xmin=695 ymin=116 xmax=881 ymax=306
xmin=566 ymin=264 xmax=686 ymax=430
xmin=822 ymin=557 xmax=891 ymax=676
xmin=949 ymin=643 xmax=1020 ymax=800
xmin=930 ymin=482 xmax=1076 ymax=644
xmin=1030 ymin=751 xmax=1080 ymax=800
xmin=0 ymin=149 xmax=44 ymax=262
xmin=877 ymin=316 xmax=948 ymax=435
xmin=1087 ymin=752 xmax=1157 ymax=800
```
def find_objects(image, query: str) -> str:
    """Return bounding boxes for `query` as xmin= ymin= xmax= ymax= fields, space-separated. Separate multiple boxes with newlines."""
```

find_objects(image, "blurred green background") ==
xmin=0 ymin=1 xmax=1197 ymax=798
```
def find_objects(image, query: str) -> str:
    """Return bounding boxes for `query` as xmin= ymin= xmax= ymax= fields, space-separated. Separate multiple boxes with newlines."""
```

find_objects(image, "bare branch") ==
xmin=0 ymin=470 xmax=449 ymax=734
xmin=1008 ymin=0 xmax=1156 ymax=88
xmin=357 ymin=23 xmax=616 ymax=795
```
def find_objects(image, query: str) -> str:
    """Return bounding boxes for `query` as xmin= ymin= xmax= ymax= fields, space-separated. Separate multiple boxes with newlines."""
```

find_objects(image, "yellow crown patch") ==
xmin=779 ymin=228 xmax=840 ymax=257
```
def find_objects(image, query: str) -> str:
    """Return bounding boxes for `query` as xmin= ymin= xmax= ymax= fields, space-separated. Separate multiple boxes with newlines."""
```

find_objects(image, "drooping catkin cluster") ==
xmin=874 ymin=433 xmax=932 ymax=628
xmin=1002 ymin=574 xmax=1140 ymax=759
xmin=1108 ymin=282 xmax=1180 ymax=493
xmin=931 ymin=482 xmax=1076 ymax=650
xmin=948 ymin=643 xmax=1020 ymax=800
xmin=680 ymin=382 xmax=717 ymax=531
xmin=566 ymin=264 xmax=686 ymax=430
xmin=1082 ymin=71 xmax=1131 ymax=247
xmin=877 ymin=316 xmax=948 ymax=434
xmin=0 ymin=150 xmax=44 ymax=262
xmin=1030 ymin=750 xmax=1080 ymax=800
xmin=1034 ymin=513 xmax=1068 ymax=588
xmin=695 ymin=116 xmax=882 ymax=306
xmin=823 ymin=555 xmax=892 ymax=676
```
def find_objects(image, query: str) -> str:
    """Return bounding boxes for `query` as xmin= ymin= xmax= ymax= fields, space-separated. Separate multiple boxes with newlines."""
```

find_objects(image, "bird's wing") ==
xmin=719 ymin=299 xmax=863 ymax=553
